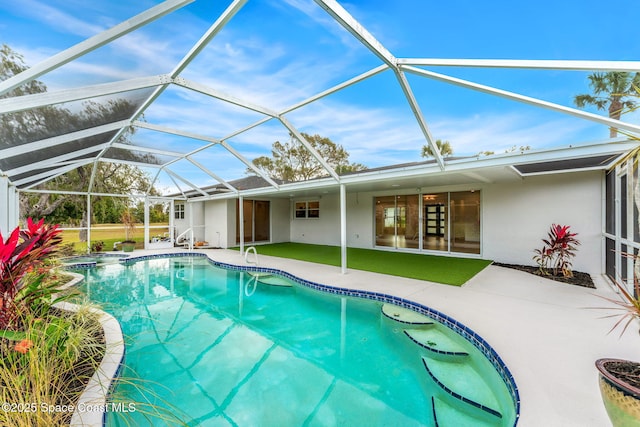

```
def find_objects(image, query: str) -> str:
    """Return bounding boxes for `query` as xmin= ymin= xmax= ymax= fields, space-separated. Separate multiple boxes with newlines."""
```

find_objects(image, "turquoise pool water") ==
xmin=77 ymin=255 xmax=518 ymax=426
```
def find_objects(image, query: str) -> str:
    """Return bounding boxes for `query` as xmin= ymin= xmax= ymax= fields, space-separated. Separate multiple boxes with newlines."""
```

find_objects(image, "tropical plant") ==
xmin=0 ymin=218 xmax=62 ymax=329
xmin=421 ymin=139 xmax=453 ymax=158
xmin=574 ymin=71 xmax=640 ymax=138
xmin=533 ymin=224 xmax=580 ymax=278
xmin=599 ymin=255 xmax=640 ymax=337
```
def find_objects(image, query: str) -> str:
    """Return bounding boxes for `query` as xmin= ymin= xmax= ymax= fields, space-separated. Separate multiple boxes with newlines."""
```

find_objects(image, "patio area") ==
xmin=131 ymin=247 xmax=636 ymax=427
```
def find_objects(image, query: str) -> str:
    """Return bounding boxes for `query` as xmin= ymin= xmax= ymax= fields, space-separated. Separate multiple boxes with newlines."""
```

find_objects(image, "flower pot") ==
xmin=596 ymin=358 xmax=640 ymax=426
xmin=121 ymin=241 xmax=136 ymax=252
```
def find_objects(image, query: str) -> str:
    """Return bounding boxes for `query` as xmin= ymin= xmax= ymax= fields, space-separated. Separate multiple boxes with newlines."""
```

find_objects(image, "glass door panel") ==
xmin=450 ymin=191 xmax=480 ymax=254
xmin=398 ymin=195 xmax=419 ymax=249
xmin=375 ymin=196 xmax=396 ymax=247
xmin=423 ymin=193 xmax=448 ymax=252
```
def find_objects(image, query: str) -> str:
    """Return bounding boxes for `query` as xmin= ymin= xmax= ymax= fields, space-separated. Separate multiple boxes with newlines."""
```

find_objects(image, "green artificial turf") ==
xmin=232 ymin=242 xmax=492 ymax=286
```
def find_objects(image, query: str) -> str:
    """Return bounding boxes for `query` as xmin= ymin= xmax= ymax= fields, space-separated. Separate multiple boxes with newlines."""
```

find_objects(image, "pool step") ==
xmin=423 ymin=357 xmax=502 ymax=421
xmin=431 ymin=396 xmax=499 ymax=427
xmin=404 ymin=328 xmax=469 ymax=358
xmin=381 ymin=303 xmax=433 ymax=325
xmin=247 ymin=272 xmax=293 ymax=287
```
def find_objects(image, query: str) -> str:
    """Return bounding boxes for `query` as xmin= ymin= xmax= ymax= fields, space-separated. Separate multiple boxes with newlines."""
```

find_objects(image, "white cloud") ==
xmin=5 ymin=0 xmax=105 ymax=38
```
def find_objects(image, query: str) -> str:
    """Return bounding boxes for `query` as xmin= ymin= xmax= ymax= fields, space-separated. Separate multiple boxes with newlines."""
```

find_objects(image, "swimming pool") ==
xmin=76 ymin=253 xmax=518 ymax=426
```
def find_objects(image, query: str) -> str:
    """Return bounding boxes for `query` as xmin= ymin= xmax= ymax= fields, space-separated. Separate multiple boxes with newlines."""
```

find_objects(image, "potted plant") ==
xmin=120 ymin=209 xmax=136 ymax=252
xmin=90 ymin=240 xmax=104 ymax=253
xmin=596 ymin=269 xmax=640 ymax=426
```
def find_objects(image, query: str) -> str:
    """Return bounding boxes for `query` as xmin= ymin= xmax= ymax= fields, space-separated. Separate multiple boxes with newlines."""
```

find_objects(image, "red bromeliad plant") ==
xmin=533 ymin=224 xmax=580 ymax=278
xmin=0 ymin=218 xmax=62 ymax=329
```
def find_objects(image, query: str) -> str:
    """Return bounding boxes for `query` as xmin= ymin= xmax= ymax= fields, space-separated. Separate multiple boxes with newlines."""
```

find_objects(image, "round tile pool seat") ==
xmin=248 ymin=272 xmax=293 ymax=287
xmin=423 ymin=357 xmax=503 ymax=421
xmin=381 ymin=303 xmax=434 ymax=325
xmin=404 ymin=328 xmax=469 ymax=357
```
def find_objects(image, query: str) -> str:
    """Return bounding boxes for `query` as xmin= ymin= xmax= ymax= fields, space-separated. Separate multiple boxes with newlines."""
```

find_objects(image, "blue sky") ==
xmin=1 ymin=0 xmax=639 ymax=190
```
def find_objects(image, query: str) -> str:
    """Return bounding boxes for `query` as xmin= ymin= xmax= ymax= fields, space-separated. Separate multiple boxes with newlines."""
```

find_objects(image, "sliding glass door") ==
xmin=375 ymin=195 xmax=419 ymax=249
xmin=236 ymin=199 xmax=270 ymax=244
xmin=375 ymin=191 xmax=481 ymax=254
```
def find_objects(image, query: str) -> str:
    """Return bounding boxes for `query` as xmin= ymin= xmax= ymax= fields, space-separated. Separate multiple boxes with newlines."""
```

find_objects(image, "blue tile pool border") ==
xmin=83 ymin=251 xmax=521 ymax=426
xmin=61 ymin=253 xmax=130 ymax=270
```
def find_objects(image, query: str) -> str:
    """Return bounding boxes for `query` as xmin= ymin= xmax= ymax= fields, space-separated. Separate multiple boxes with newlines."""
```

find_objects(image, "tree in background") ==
xmin=574 ymin=71 xmax=640 ymax=138
xmin=1 ymin=44 xmax=159 ymax=233
xmin=421 ymin=139 xmax=453 ymax=158
xmin=250 ymin=132 xmax=367 ymax=181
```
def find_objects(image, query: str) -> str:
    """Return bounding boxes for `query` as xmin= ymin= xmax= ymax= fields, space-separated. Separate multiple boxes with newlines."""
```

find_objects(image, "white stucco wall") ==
xmin=289 ymin=195 xmax=341 ymax=245
xmin=483 ymin=171 xmax=602 ymax=274
xmin=203 ymin=199 xmax=231 ymax=247
xmin=270 ymin=199 xmax=291 ymax=243
xmin=346 ymin=192 xmax=374 ymax=248
xmin=287 ymin=192 xmax=374 ymax=248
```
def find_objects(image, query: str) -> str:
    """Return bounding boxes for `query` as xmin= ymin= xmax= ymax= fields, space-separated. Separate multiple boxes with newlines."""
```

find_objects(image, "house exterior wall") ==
xmin=198 ymin=198 xmax=290 ymax=248
xmin=483 ymin=171 xmax=602 ymax=274
xmin=196 ymin=170 xmax=603 ymax=274
xmin=290 ymin=195 xmax=342 ymax=245
xmin=270 ymin=199 xmax=291 ymax=243
xmin=202 ymin=200 xmax=232 ymax=248
xmin=285 ymin=171 xmax=602 ymax=274
xmin=175 ymin=201 xmax=206 ymax=242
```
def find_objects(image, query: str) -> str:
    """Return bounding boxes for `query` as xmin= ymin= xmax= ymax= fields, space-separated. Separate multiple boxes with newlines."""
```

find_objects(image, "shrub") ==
xmin=0 ymin=218 xmax=62 ymax=329
xmin=533 ymin=224 xmax=580 ymax=278
xmin=90 ymin=241 xmax=104 ymax=252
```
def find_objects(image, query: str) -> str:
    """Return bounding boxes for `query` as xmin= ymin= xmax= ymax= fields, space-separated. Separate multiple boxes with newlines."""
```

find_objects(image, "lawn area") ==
xmin=233 ymin=242 xmax=492 ymax=286
xmin=60 ymin=223 xmax=169 ymax=252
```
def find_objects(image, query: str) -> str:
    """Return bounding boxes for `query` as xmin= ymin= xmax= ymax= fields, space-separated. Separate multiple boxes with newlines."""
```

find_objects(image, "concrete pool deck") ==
xmin=127 ymin=248 xmax=636 ymax=426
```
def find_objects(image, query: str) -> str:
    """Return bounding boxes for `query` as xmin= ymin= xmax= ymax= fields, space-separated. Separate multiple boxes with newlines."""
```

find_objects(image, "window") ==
xmin=175 ymin=203 xmax=185 ymax=220
xmin=295 ymin=201 xmax=319 ymax=219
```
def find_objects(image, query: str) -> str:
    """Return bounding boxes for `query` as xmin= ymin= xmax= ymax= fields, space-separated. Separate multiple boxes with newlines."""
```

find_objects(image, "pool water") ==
xmin=77 ymin=256 xmax=517 ymax=426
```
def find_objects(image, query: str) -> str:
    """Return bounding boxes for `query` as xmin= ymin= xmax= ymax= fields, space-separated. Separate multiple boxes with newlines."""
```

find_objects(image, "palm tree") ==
xmin=574 ymin=72 xmax=640 ymax=138
xmin=421 ymin=139 xmax=453 ymax=158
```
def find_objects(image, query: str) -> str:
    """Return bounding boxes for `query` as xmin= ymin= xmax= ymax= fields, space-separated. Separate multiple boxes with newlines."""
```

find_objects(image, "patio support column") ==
xmin=86 ymin=194 xmax=91 ymax=254
xmin=189 ymin=200 xmax=194 ymax=250
xmin=144 ymin=197 xmax=150 ymax=250
xmin=340 ymin=184 xmax=347 ymax=274
xmin=0 ymin=175 xmax=9 ymax=234
xmin=8 ymin=185 xmax=18 ymax=231
xmin=239 ymin=195 xmax=244 ymax=255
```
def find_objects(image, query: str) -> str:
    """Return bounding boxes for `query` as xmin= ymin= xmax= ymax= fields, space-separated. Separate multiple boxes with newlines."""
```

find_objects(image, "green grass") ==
xmin=60 ymin=223 xmax=168 ymax=252
xmin=233 ymin=242 xmax=492 ymax=286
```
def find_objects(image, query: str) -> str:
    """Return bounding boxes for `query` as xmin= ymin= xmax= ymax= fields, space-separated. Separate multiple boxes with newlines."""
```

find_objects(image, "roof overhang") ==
xmin=181 ymin=137 xmax=638 ymax=202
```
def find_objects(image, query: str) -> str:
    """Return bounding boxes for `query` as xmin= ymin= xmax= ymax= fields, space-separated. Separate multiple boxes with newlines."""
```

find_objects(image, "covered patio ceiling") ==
xmin=1 ymin=0 xmax=640 ymax=201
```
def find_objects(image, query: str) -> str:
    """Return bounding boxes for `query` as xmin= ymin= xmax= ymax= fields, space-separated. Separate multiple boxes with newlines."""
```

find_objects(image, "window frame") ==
xmin=294 ymin=200 xmax=320 ymax=219
xmin=174 ymin=203 xmax=185 ymax=220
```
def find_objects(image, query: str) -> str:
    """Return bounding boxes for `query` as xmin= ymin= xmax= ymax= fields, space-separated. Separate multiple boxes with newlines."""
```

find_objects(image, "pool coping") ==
xmin=56 ymin=272 xmax=125 ymax=427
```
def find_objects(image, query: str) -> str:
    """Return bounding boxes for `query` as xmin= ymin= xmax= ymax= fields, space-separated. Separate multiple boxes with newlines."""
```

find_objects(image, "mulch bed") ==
xmin=493 ymin=263 xmax=595 ymax=289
